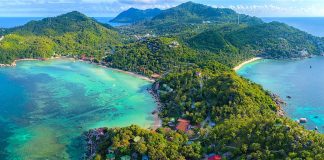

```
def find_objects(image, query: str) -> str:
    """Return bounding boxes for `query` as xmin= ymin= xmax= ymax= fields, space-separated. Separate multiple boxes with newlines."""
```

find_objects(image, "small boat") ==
xmin=286 ymin=96 xmax=292 ymax=99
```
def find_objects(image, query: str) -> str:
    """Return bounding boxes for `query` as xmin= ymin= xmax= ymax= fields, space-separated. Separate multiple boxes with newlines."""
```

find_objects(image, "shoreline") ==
xmin=233 ymin=57 xmax=262 ymax=71
xmin=77 ymin=59 xmax=156 ymax=83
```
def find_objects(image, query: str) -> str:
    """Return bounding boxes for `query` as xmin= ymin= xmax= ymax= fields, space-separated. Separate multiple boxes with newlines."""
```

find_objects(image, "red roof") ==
xmin=208 ymin=155 xmax=222 ymax=160
xmin=176 ymin=118 xmax=190 ymax=132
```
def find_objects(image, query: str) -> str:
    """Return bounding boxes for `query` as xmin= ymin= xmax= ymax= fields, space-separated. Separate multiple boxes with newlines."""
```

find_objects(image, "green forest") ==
xmin=1 ymin=1 xmax=323 ymax=160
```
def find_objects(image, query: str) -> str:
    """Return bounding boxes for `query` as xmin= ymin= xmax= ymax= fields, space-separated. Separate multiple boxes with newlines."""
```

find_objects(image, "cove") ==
xmin=237 ymin=57 xmax=324 ymax=133
xmin=0 ymin=59 xmax=157 ymax=159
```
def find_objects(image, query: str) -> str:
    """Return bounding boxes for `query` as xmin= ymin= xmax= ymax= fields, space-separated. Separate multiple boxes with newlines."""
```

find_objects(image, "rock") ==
xmin=299 ymin=118 xmax=307 ymax=123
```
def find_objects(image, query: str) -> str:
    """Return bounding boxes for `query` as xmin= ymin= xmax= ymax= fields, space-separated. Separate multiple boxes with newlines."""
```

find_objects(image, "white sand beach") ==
xmin=233 ymin=57 xmax=262 ymax=71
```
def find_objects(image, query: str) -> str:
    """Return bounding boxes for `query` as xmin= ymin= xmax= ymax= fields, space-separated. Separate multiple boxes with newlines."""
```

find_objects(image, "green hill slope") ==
xmin=0 ymin=11 xmax=122 ymax=64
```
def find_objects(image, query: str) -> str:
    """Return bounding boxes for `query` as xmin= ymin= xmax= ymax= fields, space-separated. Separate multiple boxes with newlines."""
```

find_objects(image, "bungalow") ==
xmin=176 ymin=118 xmax=190 ymax=132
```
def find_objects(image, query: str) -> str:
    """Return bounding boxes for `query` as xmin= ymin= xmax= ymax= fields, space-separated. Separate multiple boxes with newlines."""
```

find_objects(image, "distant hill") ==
xmin=110 ymin=8 xmax=162 ymax=23
xmin=152 ymin=1 xmax=262 ymax=25
xmin=129 ymin=1 xmax=263 ymax=34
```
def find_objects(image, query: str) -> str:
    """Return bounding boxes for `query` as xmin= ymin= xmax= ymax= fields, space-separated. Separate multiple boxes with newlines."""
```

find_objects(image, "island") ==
xmin=0 ymin=1 xmax=323 ymax=160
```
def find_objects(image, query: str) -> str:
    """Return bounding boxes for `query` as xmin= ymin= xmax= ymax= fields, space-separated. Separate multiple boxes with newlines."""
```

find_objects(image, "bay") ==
xmin=237 ymin=57 xmax=324 ymax=133
xmin=0 ymin=59 xmax=156 ymax=159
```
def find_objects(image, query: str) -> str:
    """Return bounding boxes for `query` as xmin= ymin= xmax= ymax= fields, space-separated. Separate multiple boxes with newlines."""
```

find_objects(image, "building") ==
xmin=151 ymin=73 xmax=161 ymax=79
xmin=176 ymin=118 xmax=190 ymax=132
xmin=208 ymin=154 xmax=222 ymax=160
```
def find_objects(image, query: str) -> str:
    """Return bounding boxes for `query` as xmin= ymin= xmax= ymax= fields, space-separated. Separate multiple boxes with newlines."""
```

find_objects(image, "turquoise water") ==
xmin=262 ymin=17 xmax=324 ymax=37
xmin=0 ymin=59 xmax=156 ymax=159
xmin=237 ymin=57 xmax=324 ymax=133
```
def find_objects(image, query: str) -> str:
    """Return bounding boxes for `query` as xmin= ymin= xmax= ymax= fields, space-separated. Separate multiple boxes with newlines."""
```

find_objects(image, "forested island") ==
xmin=0 ymin=1 xmax=323 ymax=160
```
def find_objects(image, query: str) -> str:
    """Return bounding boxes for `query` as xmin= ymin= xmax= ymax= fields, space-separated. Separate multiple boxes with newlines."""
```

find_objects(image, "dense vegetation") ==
xmin=91 ymin=125 xmax=202 ymax=160
xmin=0 ymin=1 xmax=323 ymax=160
xmin=157 ymin=67 xmax=277 ymax=124
xmin=204 ymin=115 xmax=323 ymax=159
xmin=225 ymin=22 xmax=324 ymax=58
xmin=110 ymin=8 xmax=161 ymax=23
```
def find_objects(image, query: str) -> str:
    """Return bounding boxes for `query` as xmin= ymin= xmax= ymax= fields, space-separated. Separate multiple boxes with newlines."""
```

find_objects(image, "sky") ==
xmin=0 ymin=0 xmax=324 ymax=17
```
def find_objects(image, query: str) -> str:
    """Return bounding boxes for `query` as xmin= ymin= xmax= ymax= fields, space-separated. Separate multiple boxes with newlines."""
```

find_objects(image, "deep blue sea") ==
xmin=0 ymin=17 xmax=126 ymax=28
xmin=262 ymin=17 xmax=324 ymax=37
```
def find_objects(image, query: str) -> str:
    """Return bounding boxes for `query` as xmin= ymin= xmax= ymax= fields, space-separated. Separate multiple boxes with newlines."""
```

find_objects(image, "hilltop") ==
xmin=110 ymin=8 xmax=161 ymax=23
xmin=0 ymin=11 xmax=122 ymax=64
xmin=152 ymin=1 xmax=262 ymax=25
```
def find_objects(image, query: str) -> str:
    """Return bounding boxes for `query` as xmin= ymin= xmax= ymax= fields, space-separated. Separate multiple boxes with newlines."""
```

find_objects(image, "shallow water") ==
xmin=0 ymin=59 xmax=156 ymax=159
xmin=237 ymin=57 xmax=324 ymax=133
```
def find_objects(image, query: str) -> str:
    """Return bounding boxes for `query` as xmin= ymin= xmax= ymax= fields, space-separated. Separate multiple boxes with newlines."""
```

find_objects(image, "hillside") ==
xmin=110 ymin=8 xmax=161 ymax=23
xmin=0 ymin=11 xmax=122 ymax=64
xmin=225 ymin=22 xmax=324 ymax=58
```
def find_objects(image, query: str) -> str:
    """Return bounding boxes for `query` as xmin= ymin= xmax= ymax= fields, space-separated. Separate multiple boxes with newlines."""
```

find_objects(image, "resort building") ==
xmin=176 ymin=118 xmax=190 ymax=132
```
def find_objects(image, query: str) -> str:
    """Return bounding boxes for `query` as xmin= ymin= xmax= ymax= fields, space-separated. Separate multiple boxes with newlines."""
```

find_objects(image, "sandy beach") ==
xmin=79 ymin=60 xmax=156 ymax=82
xmin=233 ymin=57 xmax=262 ymax=71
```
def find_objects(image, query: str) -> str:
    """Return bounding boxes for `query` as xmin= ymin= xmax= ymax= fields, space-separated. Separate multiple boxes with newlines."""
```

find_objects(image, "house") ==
xmin=208 ymin=154 xmax=222 ymax=160
xmin=176 ymin=118 xmax=190 ymax=132
xmin=151 ymin=73 xmax=161 ymax=79
xmin=169 ymin=41 xmax=180 ymax=48
xmin=121 ymin=155 xmax=131 ymax=160
xmin=142 ymin=155 xmax=149 ymax=160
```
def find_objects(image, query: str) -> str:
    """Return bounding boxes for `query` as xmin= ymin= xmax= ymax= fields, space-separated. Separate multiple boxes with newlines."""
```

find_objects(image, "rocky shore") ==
xmin=84 ymin=128 xmax=108 ymax=159
xmin=147 ymin=82 xmax=163 ymax=130
xmin=270 ymin=93 xmax=286 ymax=117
